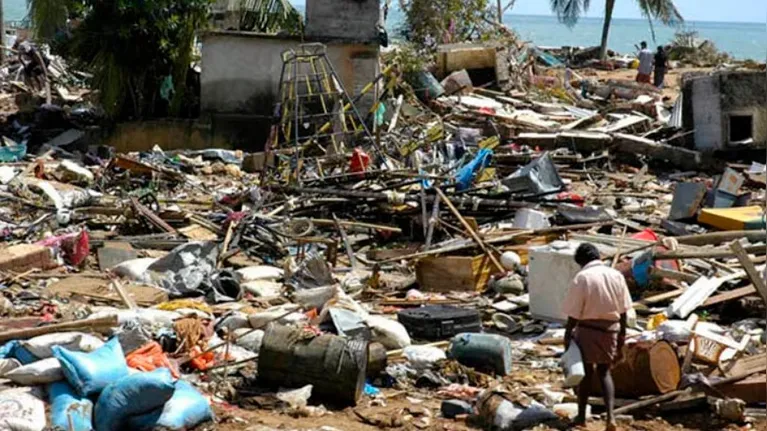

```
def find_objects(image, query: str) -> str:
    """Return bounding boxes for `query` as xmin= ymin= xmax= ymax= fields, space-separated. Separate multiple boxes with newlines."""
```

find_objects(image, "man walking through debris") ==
xmin=635 ymin=41 xmax=653 ymax=84
xmin=563 ymin=243 xmax=631 ymax=431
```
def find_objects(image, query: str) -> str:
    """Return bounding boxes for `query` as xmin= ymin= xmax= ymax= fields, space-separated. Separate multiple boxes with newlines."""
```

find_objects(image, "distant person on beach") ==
xmin=635 ymin=41 xmax=653 ymax=84
xmin=654 ymin=46 xmax=668 ymax=88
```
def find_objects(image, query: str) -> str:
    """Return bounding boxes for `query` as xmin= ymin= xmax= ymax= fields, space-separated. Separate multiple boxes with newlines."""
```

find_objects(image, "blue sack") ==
xmin=455 ymin=148 xmax=493 ymax=191
xmin=94 ymin=368 xmax=175 ymax=431
xmin=49 ymin=381 xmax=94 ymax=431
xmin=53 ymin=337 xmax=129 ymax=397
xmin=0 ymin=340 xmax=39 ymax=365
xmin=128 ymin=380 xmax=213 ymax=431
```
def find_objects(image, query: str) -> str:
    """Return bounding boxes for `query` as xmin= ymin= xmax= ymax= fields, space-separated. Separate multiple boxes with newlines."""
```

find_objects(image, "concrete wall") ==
xmin=200 ymin=31 xmax=379 ymax=150
xmin=686 ymin=71 xmax=767 ymax=151
xmin=691 ymin=75 xmax=723 ymax=151
xmin=202 ymin=32 xmax=379 ymax=115
xmin=305 ymin=0 xmax=380 ymax=43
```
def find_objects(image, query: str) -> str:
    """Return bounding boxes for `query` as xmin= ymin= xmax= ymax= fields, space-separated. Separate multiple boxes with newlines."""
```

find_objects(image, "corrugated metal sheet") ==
xmin=670 ymin=93 xmax=683 ymax=128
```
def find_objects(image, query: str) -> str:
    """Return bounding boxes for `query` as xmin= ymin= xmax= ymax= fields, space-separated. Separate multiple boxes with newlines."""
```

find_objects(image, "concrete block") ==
xmin=0 ymin=244 xmax=56 ymax=272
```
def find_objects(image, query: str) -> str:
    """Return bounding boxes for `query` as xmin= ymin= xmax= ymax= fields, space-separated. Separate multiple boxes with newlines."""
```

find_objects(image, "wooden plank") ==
xmin=634 ymin=288 xmax=686 ymax=307
xmin=711 ymin=353 xmax=767 ymax=378
xmin=730 ymin=241 xmax=767 ymax=303
xmin=0 ymin=316 xmax=118 ymax=343
xmin=702 ymin=285 xmax=756 ymax=307
xmin=719 ymin=374 xmax=767 ymax=404
xmin=434 ymin=187 xmax=504 ymax=272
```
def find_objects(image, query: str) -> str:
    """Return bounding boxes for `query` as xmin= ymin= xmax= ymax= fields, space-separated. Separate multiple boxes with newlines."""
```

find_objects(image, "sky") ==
xmin=292 ymin=0 xmax=767 ymax=24
xmin=504 ymin=0 xmax=766 ymax=24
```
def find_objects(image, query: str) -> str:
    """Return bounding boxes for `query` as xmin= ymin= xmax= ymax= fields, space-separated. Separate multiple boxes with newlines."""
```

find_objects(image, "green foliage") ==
xmin=398 ymin=0 xmax=492 ymax=50
xmin=69 ymin=0 xmax=211 ymax=119
xmin=239 ymin=0 xmax=303 ymax=34
xmin=550 ymin=0 xmax=682 ymax=27
xmin=386 ymin=43 xmax=427 ymax=74
xmin=26 ymin=0 xmax=82 ymax=40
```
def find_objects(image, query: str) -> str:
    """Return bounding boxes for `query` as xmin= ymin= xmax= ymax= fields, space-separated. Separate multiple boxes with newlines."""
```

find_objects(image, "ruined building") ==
xmin=682 ymin=71 xmax=767 ymax=151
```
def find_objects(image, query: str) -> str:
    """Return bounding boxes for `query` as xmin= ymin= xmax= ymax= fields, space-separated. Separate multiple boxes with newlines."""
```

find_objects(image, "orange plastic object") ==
xmin=126 ymin=341 xmax=180 ymax=378
xmin=189 ymin=346 xmax=216 ymax=371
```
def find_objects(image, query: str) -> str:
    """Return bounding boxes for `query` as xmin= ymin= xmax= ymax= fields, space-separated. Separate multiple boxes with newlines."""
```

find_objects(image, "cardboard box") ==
xmin=416 ymin=254 xmax=501 ymax=292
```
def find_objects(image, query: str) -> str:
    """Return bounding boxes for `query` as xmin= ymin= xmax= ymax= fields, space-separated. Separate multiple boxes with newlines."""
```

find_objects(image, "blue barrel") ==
xmin=449 ymin=333 xmax=513 ymax=376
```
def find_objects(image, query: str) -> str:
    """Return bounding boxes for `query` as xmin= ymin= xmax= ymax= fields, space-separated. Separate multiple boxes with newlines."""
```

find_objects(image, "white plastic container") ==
xmin=561 ymin=342 xmax=585 ymax=388
xmin=527 ymin=241 xmax=582 ymax=322
xmin=513 ymin=208 xmax=551 ymax=229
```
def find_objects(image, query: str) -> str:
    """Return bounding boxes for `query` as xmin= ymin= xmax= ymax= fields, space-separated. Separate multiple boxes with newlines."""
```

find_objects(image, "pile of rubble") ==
xmin=0 ymin=39 xmax=760 ymax=431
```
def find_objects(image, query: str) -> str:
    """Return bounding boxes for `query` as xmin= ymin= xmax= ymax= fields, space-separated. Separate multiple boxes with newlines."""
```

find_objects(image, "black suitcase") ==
xmin=397 ymin=305 xmax=481 ymax=340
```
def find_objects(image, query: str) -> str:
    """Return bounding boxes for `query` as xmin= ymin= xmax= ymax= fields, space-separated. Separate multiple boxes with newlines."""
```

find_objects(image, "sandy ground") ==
xmin=589 ymin=66 xmax=713 ymax=100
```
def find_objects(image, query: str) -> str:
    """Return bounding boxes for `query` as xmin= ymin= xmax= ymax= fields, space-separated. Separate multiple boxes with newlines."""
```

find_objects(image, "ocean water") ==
xmin=503 ymin=15 xmax=767 ymax=61
xmin=4 ymin=0 xmax=26 ymax=24
xmin=385 ymin=9 xmax=766 ymax=61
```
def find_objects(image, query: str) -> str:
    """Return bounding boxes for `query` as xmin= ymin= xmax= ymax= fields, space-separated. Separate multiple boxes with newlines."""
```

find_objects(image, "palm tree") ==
xmin=550 ymin=0 xmax=683 ymax=59
xmin=27 ymin=0 xmax=72 ymax=40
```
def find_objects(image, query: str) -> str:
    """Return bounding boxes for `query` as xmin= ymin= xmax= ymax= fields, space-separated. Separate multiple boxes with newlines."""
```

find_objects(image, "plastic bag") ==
xmin=561 ymin=342 xmax=585 ymax=388
xmin=276 ymin=385 xmax=312 ymax=409
xmin=53 ymin=338 xmax=130 ymax=397
xmin=0 ymin=341 xmax=36 ymax=365
xmin=233 ymin=329 xmax=264 ymax=353
xmin=236 ymin=266 xmax=283 ymax=282
xmin=146 ymin=241 xmax=218 ymax=298
xmin=0 ymin=388 xmax=46 ymax=431
xmin=215 ymin=312 xmax=251 ymax=332
xmin=241 ymin=280 xmax=282 ymax=298
xmin=125 ymin=342 xmax=179 ymax=378
xmin=94 ymin=368 xmax=175 ymax=431
xmin=4 ymin=358 xmax=63 ymax=385
xmin=0 ymin=358 xmax=21 ymax=376
xmin=49 ymin=381 xmax=93 ymax=431
xmin=22 ymin=332 xmax=103 ymax=359
xmin=35 ymin=230 xmax=90 ymax=267
xmin=292 ymin=285 xmax=336 ymax=310
xmin=248 ymin=304 xmax=303 ymax=329
xmin=89 ymin=308 xmax=181 ymax=329
xmin=111 ymin=258 xmax=157 ymax=282
xmin=403 ymin=345 xmax=446 ymax=370
xmin=366 ymin=315 xmax=411 ymax=350
xmin=127 ymin=380 xmax=212 ymax=431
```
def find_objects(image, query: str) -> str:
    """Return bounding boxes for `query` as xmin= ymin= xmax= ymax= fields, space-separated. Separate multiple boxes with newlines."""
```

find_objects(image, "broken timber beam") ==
xmin=0 ymin=316 xmax=118 ymax=343
xmin=612 ymin=133 xmax=704 ymax=171
xmin=655 ymin=245 xmax=765 ymax=260
xmin=434 ymin=187 xmax=504 ymax=273
xmin=729 ymin=241 xmax=767 ymax=303
xmin=676 ymin=231 xmax=766 ymax=247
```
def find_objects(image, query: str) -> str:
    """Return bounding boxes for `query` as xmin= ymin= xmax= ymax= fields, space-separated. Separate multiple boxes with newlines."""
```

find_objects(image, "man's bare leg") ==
xmin=574 ymin=363 xmax=593 ymax=426
xmin=597 ymin=364 xmax=616 ymax=430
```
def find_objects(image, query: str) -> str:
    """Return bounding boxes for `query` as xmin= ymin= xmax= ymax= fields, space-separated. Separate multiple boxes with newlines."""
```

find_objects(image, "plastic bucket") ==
xmin=561 ymin=342 xmax=585 ymax=387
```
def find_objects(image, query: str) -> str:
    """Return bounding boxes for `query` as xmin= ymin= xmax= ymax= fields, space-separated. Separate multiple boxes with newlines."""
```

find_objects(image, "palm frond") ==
xmin=27 ymin=0 xmax=68 ymax=40
xmin=240 ymin=0 xmax=303 ymax=34
xmin=636 ymin=0 xmax=683 ymax=26
xmin=549 ymin=0 xmax=590 ymax=27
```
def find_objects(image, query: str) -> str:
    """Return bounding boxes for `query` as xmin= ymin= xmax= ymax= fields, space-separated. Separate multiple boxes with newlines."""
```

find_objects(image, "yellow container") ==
xmin=698 ymin=206 xmax=766 ymax=231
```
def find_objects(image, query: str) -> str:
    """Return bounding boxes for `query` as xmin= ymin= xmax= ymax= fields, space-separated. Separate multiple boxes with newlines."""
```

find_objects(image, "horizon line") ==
xmin=504 ymin=12 xmax=765 ymax=26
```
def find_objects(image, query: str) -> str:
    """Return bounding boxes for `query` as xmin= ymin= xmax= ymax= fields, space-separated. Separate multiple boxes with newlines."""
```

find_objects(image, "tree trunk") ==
xmin=599 ymin=0 xmax=616 ymax=60
xmin=497 ymin=0 xmax=503 ymax=23
xmin=0 ymin=0 xmax=5 ymax=64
